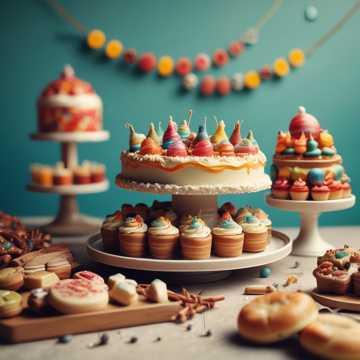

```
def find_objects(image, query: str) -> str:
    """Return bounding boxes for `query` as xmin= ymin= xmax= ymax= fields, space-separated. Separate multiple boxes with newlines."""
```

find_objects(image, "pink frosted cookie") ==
xmin=73 ymin=271 xmax=105 ymax=286
xmin=48 ymin=278 xmax=108 ymax=314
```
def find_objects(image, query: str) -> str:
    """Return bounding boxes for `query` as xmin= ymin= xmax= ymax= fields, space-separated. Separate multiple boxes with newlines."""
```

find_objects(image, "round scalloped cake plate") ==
xmin=116 ymin=175 xmax=272 ymax=195
xmin=312 ymin=290 xmax=360 ymax=313
xmin=266 ymin=195 xmax=356 ymax=213
xmin=87 ymin=230 xmax=292 ymax=272
xmin=30 ymin=131 xmax=110 ymax=143
xmin=27 ymin=180 xmax=109 ymax=195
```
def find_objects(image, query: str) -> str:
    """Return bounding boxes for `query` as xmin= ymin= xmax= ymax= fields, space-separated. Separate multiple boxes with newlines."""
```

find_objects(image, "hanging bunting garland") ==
xmin=47 ymin=0 xmax=283 ymax=78
xmin=46 ymin=0 xmax=360 ymax=97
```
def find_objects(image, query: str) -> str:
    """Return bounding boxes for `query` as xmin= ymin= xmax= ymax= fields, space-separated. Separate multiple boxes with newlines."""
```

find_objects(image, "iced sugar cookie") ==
xmin=0 ymin=290 xmax=23 ymax=318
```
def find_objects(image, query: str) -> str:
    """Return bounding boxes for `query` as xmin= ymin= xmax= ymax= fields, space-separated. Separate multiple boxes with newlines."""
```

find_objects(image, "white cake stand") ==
xmin=28 ymin=131 xmax=110 ymax=236
xmin=266 ymin=194 xmax=356 ymax=257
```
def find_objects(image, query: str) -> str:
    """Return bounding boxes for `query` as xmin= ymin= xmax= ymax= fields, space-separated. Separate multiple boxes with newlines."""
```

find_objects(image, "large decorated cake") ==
xmin=270 ymin=106 xmax=352 ymax=201
xmin=37 ymin=65 xmax=103 ymax=133
xmin=117 ymin=112 xmax=271 ymax=194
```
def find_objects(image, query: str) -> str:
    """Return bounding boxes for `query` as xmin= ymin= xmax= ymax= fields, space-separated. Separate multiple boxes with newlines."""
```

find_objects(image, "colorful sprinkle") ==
xmin=288 ymin=48 xmax=305 ymax=68
xmin=175 ymin=57 xmax=192 ymax=76
xmin=213 ymin=49 xmax=229 ymax=67
xmin=194 ymin=53 xmax=211 ymax=72
xmin=244 ymin=70 xmax=261 ymax=89
xmin=228 ymin=41 xmax=245 ymax=57
xmin=138 ymin=52 xmax=157 ymax=73
xmin=216 ymin=76 xmax=231 ymax=96
xmin=123 ymin=48 xmax=137 ymax=64
xmin=273 ymin=57 xmax=290 ymax=77
xmin=259 ymin=266 xmax=272 ymax=278
xmin=200 ymin=75 xmax=216 ymax=96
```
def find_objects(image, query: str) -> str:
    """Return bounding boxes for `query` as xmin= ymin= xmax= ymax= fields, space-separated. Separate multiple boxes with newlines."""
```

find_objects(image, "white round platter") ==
xmin=30 ymin=131 xmax=110 ymax=143
xmin=116 ymin=174 xmax=271 ymax=195
xmin=27 ymin=180 xmax=109 ymax=195
xmin=87 ymin=230 xmax=291 ymax=272
xmin=266 ymin=194 xmax=356 ymax=257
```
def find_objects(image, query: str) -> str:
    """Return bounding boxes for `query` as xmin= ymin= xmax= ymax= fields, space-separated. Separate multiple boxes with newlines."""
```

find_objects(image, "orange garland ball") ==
xmin=288 ymin=48 xmax=305 ymax=68
xmin=244 ymin=70 xmax=261 ymax=89
xmin=105 ymin=40 xmax=123 ymax=59
xmin=273 ymin=58 xmax=290 ymax=77
xmin=213 ymin=49 xmax=229 ymax=67
xmin=87 ymin=29 xmax=106 ymax=49
xmin=216 ymin=76 xmax=231 ymax=96
xmin=158 ymin=56 xmax=174 ymax=77
xmin=200 ymin=75 xmax=216 ymax=96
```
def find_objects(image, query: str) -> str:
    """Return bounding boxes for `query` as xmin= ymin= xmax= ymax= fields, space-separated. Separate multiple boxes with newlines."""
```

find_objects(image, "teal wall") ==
xmin=1 ymin=0 xmax=359 ymax=227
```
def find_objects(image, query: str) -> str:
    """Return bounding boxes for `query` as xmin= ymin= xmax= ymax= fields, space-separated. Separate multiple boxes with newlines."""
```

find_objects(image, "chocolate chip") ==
xmin=201 ymin=330 xmax=212 ymax=337
xmin=186 ymin=324 xmax=192 ymax=331
xmin=99 ymin=333 xmax=109 ymax=345
xmin=154 ymin=337 xmax=161 ymax=342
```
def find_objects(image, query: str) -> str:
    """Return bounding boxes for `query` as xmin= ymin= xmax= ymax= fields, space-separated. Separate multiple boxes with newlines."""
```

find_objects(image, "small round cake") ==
xmin=118 ymin=115 xmax=271 ymax=194
xmin=271 ymin=106 xmax=352 ymax=201
xmin=37 ymin=65 xmax=103 ymax=133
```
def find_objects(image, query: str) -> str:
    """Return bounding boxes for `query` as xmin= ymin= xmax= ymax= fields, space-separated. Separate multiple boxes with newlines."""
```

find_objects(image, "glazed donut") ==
xmin=237 ymin=291 xmax=318 ymax=343
xmin=299 ymin=314 xmax=360 ymax=360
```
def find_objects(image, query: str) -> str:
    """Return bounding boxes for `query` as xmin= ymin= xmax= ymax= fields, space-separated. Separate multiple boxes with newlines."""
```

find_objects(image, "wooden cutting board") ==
xmin=312 ymin=289 xmax=360 ymax=312
xmin=0 ymin=294 xmax=182 ymax=343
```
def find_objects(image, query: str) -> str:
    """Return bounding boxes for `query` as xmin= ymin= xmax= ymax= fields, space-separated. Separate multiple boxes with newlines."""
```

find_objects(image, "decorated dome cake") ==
xmin=117 ymin=112 xmax=271 ymax=193
xmin=37 ymin=65 xmax=103 ymax=132
xmin=271 ymin=106 xmax=352 ymax=201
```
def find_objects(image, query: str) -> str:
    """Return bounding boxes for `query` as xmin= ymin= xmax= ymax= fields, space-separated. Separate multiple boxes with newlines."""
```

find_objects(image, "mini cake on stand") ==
xmin=28 ymin=66 xmax=110 ymax=236
xmin=266 ymin=106 xmax=356 ymax=256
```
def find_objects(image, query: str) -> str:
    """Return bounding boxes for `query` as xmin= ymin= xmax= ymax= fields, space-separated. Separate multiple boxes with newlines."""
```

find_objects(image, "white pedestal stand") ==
xmin=266 ymin=194 xmax=356 ymax=257
xmin=28 ymin=131 xmax=110 ymax=236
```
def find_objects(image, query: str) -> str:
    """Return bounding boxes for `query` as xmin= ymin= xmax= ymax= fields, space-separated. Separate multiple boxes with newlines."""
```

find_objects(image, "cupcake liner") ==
xmin=148 ymin=233 xmax=179 ymax=259
xmin=213 ymin=233 xmax=244 ymax=257
xmin=243 ymin=231 xmax=268 ymax=252
xmin=101 ymin=228 xmax=119 ymax=252
xmin=119 ymin=232 xmax=147 ymax=258
xmin=180 ymin=234 xmax=212 ymax=260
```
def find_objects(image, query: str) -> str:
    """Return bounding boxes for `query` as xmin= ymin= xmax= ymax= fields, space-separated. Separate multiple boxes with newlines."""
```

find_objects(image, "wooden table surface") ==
xmin=1 ymin=222 xmax=359 ymax=360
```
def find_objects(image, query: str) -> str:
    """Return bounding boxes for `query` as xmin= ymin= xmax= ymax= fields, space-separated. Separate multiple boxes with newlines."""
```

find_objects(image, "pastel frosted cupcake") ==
xmin=53 ymin=162 xmax=73 ymax=186
xmin=271 ymin=179 xmax=290 ymax=199
xmin=328 ymin=180 xmax=343 ymax=200
xmin=90 ymin=163 xmax=106 ymax=183
xmin=180 ymin=217 xmax=212 ymax=260
xmin=148 ymin=216 xmax=179 ymax=259
xmin=234 ymin=207 xmax=253 ymax=225
xmin=212 ymin=212 xmax=244 ymax=257
xmin=118 ymin=215 xmax=148 ymax=257
xmin=352 ymin=267 xmax=360 ymax=296
xmin=289 ymin=179 xmax=309 ymax=200
xmin=311 ymin=183 xmax=330 ymax=201
xmin=101 ymin=211 xmax=123 ymax=252
xmin=242 ymin=215 xmax=268 ymax=253
xmin=252 ymin=208 xmax=272 ymax=238
xmin=342 ymin=182 xmax=352 ymax=198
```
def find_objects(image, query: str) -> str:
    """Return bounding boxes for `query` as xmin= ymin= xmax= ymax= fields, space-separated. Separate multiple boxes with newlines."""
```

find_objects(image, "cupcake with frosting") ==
xmin=101 ymin=211 xmax=123 ymax=252
xmin=118 ymin=215 xmax=148 ymax=257
xmin=311 ymin=183 xmax=330 ymax=201
xmin=73 ymin=161 xmax=91 ymax=184
xmin=90 ymin=162 xmax=106 ymax=183
xmin=271 ymin=179 xmax=290 ymax=199
xmin=212 ymin=212 xmax=244 ymax=257
xmin=342 ymin=182 xmax=352 ymax=198
xmin=180 ymin=217 xmax=212 ymax=259
xmin=290 ymin=178 xmax=309 ymax=201
xmin=53 ymin=162 xmax=73 ymax=186
xmin=241 ymin=215 xmax=268 ymax=252
xmin=252 ymin=208 xmax=272 ymax=238
xmin=234 ymin=207 xmax=253 ymax=225
xmin=328 ymin=180 xmax=343 ymax=200
xmin=148 ymin=216 xmax=179 ymax=259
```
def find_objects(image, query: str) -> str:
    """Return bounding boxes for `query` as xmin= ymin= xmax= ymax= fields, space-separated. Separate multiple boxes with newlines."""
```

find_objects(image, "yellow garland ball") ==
xmin=87 ymin=29 xmax=106 ymax=49
xmin=244 ymin=70 xmax=261 ymax=89
xmin=158 ymin=56 xmax=174 ymax=77
xmin=105 ymin=40 xmax=123 ymax=59
xmin=288 ymin=48 xmax=305 ymax=68
xmin=273 ymin=58 xmax=290 ymax=77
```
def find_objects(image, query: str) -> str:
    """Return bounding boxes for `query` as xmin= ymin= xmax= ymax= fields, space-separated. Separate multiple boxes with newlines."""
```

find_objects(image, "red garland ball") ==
xmin=213 ymin=49 xmax=229 ymax=67
xmin=138 ymin=52 xmax=157 ymax=72
xmin=200 ymin=75 xmax=216 ymax=96
xmin=194 ymin=53 xmax=211 ymax=72
xmin=289 ymin=106 xmax=321 ymax=139
xmin=259 ymin=65 xmax=273 ymax=80
xmin=124 ymin=48 xmax=137 ymax=64
xmin=175 ymin=57 xmax=192 ymax=76
xmin=228 ymin=41 xmax=245 ymax=57
xmin=216 ymin=76 xmax=231 ymax=96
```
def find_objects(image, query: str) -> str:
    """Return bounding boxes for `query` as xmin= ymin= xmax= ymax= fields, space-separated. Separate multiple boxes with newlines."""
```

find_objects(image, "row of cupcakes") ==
xmin=102 ymin=212 xmax=270 ymax=260
xmin=314 ymin=246 xmax=360 ymax=296
xmin=272 ymin=178 xmax=352 ymax=201
xmin=30 ymin=161 xmax=106 ymax=187
xmin=127 ymin=111 xmax=260 ymax=157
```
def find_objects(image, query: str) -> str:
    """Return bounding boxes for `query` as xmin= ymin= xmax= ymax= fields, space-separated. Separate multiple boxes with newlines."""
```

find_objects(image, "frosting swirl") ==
xmin=241 ymin=215 xmax=267 ymax=233
xmin=148 ymin=216 xmax=179 ymax=236
xmin=102 ymin=211 xmax=123 ymax=229
xmin=181 ymin=217 xmax=210 ymax=238
xmin=118 ymin=215 xmax=148 ymax=234
xmin=213 ymin=212 xmax=243 ymax=235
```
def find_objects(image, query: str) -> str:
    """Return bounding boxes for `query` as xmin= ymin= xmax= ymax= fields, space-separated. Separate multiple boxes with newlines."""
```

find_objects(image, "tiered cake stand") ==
xmin=87 ymin=174 xmax=293 ymax=281
xmin=27 ymin=131 xmax=110 ymax=236
xmin=266 ymin=195 xmax=356 ymax=257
